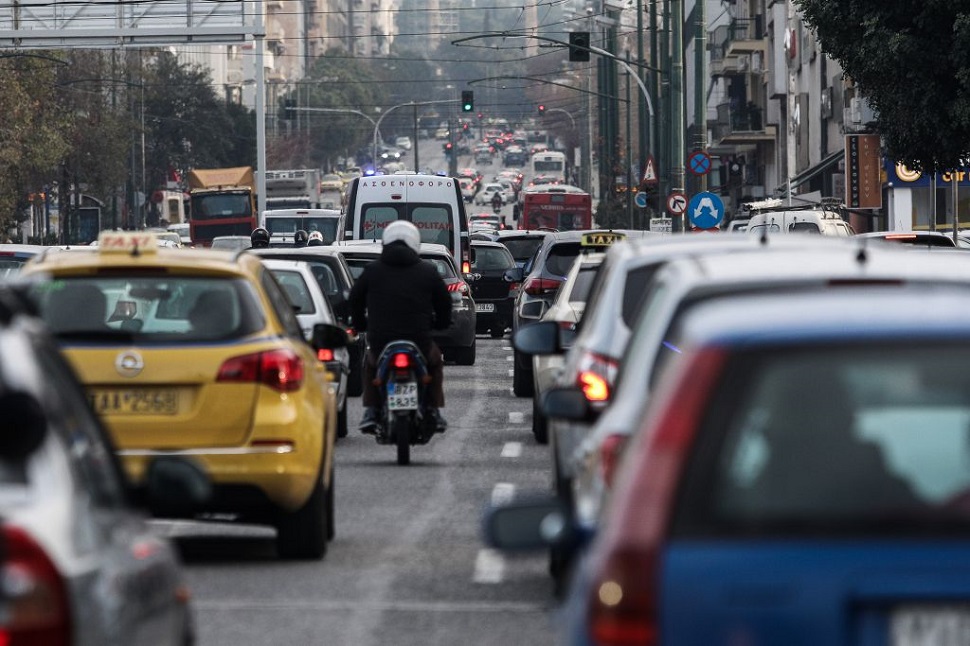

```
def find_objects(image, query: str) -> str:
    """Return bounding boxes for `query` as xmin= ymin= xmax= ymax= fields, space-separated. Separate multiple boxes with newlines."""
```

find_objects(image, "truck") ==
xmin=187 ymin=167 xmax=257 ymax=247
xmin=265 ymin=169 xmax=322 ymax=210
xmin=261 ymin=209 xmax=342 ymax=245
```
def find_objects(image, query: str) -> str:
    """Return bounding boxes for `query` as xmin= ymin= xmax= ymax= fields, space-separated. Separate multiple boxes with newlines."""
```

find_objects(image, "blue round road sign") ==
xmin=635 ymin=192 xmax=648 ymax=208
xmin=687 ymin=191 xmax=725 ymax=229
xmin=688 ymin=150 xmax=712 ymax=176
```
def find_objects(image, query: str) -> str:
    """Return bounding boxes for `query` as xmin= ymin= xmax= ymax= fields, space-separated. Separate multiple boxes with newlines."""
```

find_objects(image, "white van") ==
xmin=745 ymin=205 xmax=854 ymax=237
xmin=261 ymin=208 xmax=342 ymax=245
xmin=340 ymin=172 xmax=470 ymax=272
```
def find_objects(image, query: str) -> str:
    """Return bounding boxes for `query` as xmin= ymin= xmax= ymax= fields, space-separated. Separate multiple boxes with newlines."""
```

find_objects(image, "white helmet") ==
xmin=382 ymin=220 xmax=421 ymax=253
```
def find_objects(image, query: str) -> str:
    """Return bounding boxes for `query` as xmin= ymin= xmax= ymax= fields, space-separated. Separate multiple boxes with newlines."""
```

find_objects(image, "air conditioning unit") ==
xmin=750 ymin=52 xmax=762 ymax=73
xmin=847 ymin=97 xmax=876 ymax=125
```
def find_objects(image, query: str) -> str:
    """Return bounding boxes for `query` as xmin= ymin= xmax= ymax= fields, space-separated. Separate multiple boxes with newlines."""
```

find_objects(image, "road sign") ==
xmin=666 ymin=192 xmax=687 ymax=215
xmin=687 ymin=150 xmax=712 ymax=176
xmin=649 ymin=217 xmax=672 ymax=233
xmin=687 ymin=191 xmax=725 ymax=229
xmin=642 ymin=155 xmax=658 ymax=186
xmin=635 ymin=192 xmax=648 ymax=208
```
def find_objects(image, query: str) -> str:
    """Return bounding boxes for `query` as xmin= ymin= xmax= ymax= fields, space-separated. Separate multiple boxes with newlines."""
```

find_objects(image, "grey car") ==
xmin=0 ymin=284 xmax=199 ymax=645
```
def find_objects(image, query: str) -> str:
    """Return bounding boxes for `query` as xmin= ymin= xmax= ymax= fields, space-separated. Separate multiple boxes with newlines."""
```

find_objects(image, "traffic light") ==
xmin=283 ymin=98 xmax=296 ymax=120
xmin=569 ymin=31 xmax=591 ymax=62
xmin=538 ymin=104 xmax=546 ymax=115
xmin=461 ymin=90 xmax=474 ymax=113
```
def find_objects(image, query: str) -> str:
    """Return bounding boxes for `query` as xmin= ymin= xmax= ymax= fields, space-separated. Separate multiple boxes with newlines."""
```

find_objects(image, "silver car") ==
xmin=0 ymin=284 xmax=197 ymax=645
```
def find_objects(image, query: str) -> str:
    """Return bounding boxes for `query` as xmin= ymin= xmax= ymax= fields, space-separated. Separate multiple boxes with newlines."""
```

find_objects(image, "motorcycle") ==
xmin=491 ymin=199 xmax=502 ymax=214
xmin=371 ymin=340 xmax=439 ymax=465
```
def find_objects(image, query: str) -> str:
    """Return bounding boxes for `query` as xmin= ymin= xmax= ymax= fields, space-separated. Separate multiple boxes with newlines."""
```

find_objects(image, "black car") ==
xmin=469 ymin=240 xmax=517 ymax=338
xmin=492 ymin=230 xmax=550 ymax=268
xmin=250 ymin=246 xmax=366 ymax=396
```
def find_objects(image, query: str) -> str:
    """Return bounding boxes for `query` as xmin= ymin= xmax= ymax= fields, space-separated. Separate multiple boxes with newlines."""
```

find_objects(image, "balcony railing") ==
xmin=713 ymin=101 xmax=776 ymax=145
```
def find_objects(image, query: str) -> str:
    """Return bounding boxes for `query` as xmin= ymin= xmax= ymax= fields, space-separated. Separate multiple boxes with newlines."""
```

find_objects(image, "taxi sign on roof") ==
xmin=98 ymin=231 xmax=159 ymax=254
xmin=581 ymin=231 xmax=626 ymax=247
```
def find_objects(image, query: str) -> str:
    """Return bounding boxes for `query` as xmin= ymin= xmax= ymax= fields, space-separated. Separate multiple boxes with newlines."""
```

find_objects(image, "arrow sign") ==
xmin=666 ymin=192 xmax=687 ymax=215
xmin=687 ymin=191 xmax=725 ymax=229
xmin=635 ymin=191 xmax=648 ymax=208
xmin=642 ymin=155 xmax=658 ymax=186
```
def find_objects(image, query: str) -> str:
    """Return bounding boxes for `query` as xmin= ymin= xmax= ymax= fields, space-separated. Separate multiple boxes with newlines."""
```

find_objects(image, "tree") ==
xmin=796 ymin=1 xmax=970 ymax=172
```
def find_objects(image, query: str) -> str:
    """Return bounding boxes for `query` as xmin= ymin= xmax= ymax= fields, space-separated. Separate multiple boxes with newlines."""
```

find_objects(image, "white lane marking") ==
xmin=506 ymin=355 xmax=514 ymax=361
xmin=508 ymin=412 xmax=525 ymax=424
xmin=508 ymin=369 xmax=515 ymax=377
xmin=491 ymin=482 xmax=516 ymax=506
xmin=195 ymin=599 xmax=545 ymax=613
xmin=502 ymin=346 xmax=513 ymax=351
xmin=501 ymin=442 xmax=523 ymax=458
xmin=472 ymin=548 xmax=506 ymax=584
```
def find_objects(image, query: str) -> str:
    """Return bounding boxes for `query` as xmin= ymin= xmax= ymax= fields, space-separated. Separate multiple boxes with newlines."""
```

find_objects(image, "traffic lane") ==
xmin=170 ymin=336 xmax=556 ymax=646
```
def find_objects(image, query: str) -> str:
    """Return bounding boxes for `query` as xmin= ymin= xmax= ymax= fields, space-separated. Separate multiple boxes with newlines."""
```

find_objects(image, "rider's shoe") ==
xmin=429 ymin=408 xmax=448 ymax=432
xmin=359 ymin=407 xmax=379 ymax=434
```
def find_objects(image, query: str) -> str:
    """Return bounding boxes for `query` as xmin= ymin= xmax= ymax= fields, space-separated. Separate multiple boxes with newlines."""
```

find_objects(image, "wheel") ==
xmin=347 ymin=346 xmax=364 ymax=397
xmin=394 ymin=414 xmax=411 ymax=466
xmin=276 ymin=471 xmax=328 ymax=560
xmin=532 ymin=395 xmax=549 ymax=444
xmin=336 ymin=402 xmax=348 ymax=439
xmin=452 ymin=340 xmax=477 ymax=366
xmin=512 ymin=352 xmax=534 ymax=397
xmin=326 ymin=469 xmax=335 ymax=541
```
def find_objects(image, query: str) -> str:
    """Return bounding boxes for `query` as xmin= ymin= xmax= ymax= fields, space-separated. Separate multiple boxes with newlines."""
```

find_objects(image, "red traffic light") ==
xmin=538 ymin=104 xmax=546 ymax=114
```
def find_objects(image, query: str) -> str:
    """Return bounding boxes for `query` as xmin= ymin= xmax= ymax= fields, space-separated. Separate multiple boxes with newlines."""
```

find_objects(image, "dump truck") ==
xmin=187 ymin=167 xmax=257 ymax=247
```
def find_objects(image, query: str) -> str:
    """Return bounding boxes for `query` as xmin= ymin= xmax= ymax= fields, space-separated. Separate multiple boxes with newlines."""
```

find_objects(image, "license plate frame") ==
xmin=476 ymin=302 xmax=495 ymax=313
xmin=890 ymin=605 xmax=970 ymax=646
xmin=89 ymin=389 xmax=179 ymax=415
xmin=387 ymin=381 xmax=418 ymax=411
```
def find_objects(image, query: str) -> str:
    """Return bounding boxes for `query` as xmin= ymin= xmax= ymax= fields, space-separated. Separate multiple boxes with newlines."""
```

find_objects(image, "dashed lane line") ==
xmin=472 ymin=548 xmax=506 ymax=584
xmin=501 ymin=442 xmax=523 ymax=458
xmin=508 ymin=412 xmax=525 ymax=424
xmin=491 ymin=482 xmax=516 ymax=506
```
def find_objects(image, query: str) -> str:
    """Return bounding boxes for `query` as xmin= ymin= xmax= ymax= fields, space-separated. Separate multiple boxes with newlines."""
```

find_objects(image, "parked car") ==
xmin=469 ymin=240 xmax=517 ymax=338
xmin=334 ymin=240 xmax=478 ymax=365
xmin=24 ymin=231 xmax=347 ymax=560
xmin=263 ymin=259 xmax=351 ymax=437
xmin=0 ymin=282 xmax=199 ymax=645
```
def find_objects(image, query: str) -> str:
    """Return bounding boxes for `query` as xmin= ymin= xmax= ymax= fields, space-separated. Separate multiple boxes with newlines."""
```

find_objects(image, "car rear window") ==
xmin=675 ymin=345 xmax=970 ymax=536
xmin=621 ymin=264 xmax=661 ymax=326
xmin=34 ymin=276 xmax=265 ymax=343
xmin=269 ymin=270 xmax=316 ymax=315
xmin=501 ymin=238 xmax=544 ymax=262
xmin=543 ymin=242 xmax=583 ymax=276
xmin=568 ymin=267 xmax=598 ymax=302
xmin=471 ymin=246 xmax=514 ymax=271
xmin=424 ymin=256 xmax=457 ymax=279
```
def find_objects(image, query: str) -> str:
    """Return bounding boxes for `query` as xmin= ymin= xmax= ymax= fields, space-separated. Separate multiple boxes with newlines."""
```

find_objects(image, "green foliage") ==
xmin=796 ymin=0 xmax=970 ymax=172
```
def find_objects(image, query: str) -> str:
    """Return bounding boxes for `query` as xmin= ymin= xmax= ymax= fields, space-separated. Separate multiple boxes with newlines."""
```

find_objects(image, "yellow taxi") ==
xmin=22 ymin=231 xmax=346 ymax=560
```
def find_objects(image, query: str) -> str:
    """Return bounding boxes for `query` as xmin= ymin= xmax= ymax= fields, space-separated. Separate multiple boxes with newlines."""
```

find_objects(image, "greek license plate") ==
xmin=890 ymin=606 xmax=970 ymax=646
xmin=89 ymin=389 xmax=178 ymax=415
xmin=387 ymin=382 xmax=418 ymax=411
xmin=476 ymin=302 xmax=495 ymax=313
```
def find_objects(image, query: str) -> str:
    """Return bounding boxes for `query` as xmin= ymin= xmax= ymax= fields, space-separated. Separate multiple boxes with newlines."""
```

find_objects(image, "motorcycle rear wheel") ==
xmin=394 ymin=414 xmax=411 ymax=465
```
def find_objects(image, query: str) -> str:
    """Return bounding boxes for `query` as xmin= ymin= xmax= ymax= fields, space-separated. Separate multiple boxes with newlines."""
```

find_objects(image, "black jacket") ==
xmin=348 ymin=242 xmax=453 ymax=352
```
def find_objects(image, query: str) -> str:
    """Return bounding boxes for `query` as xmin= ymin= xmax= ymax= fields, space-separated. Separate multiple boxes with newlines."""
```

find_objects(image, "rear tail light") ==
xmin=317 ymin=348 xmax=335 ymax=362
xmin=576 ymin=351 xmax=619 ymax=403
xmin=522 ymin=277 xmax=562 ymax=296
xmin=585 ymin=348 xmax=726 ymax=646
xmin=462 ymin=261 xmax=471 ymax=274
xmin=217 ymin=349 xmax=304 ymax=392
xmin=392 ymin=352 xmax=410 ymax=369
xmin=0 ymin=525 xmax=71 ymax=646
xmin=446 ymin=281 xmax=469 ymax=294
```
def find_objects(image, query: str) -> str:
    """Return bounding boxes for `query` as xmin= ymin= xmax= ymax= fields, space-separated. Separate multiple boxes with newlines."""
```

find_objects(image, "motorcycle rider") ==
xmin=293 ymin=229 xmax=309 ymax=248
xmin=349 ymin=221 xmax=451 ymax=433
xmin=490 ymin=190 xmax=503 ymax=213
xmin=250 ymin=227 xmax=270 ymax=249
xmin=307 ymin=230 xmax=325 ymax=246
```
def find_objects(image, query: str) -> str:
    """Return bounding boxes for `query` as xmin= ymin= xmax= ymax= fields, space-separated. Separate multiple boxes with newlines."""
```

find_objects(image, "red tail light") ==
xmin=317 ymin=348 xmax=335 ymax=362
xmin=446 ymin=281 xmax=469 ymax=294
xmin=0 ymin=525 xmax=71 ymax=646
xmin=576 ymin=351 xmax=619 ymax=402
xmin=585 ymin=348 xmax=726 ymax=646
xmin=217 ymin=349 xmax=304 ymax=392
xmin=522 ymin=277 xmax=561 ymax=296
xmin=579 ymin=371 xmax=610 ymax=402
xmin=392 ymin=352 xmax=410 ymax=369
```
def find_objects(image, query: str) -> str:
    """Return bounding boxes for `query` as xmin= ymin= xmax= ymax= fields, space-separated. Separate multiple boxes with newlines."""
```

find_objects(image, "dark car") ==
xmin=492 ymin=229 xmax=549 ymax=268
xmin=469 ymin=240 xmax=517 ymax=338
xmin=249 ymin=246 xmax=366 ymax=397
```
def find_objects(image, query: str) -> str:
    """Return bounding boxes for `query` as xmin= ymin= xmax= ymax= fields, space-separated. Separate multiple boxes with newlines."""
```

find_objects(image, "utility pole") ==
xmin=671 ymin=0 xmax=686 ymax=230
xmin=660 ymin=0 xmax=671 ymax=212
xmin=636 ymin=0 xmax=647 ymax=176
xmin=694 ymin=0 xmax=707 ymax=193
xmin=786 ymin=0 xmax=796 ymax=206
xmin=626 ymin=51 xmax=633 ymax=227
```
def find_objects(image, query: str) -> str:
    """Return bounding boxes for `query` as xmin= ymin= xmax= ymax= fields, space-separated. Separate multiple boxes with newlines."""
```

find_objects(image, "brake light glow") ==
xmin=446 ymin=281 xmax=469 ymax=294
xmin=317 ymin=348 xmax=335 ymax=362
xmin=393 ymin=352 xmax=410 ymax=369
xmin=217 ymin=349 xmax=304 ymax=392
xmin=522 ymin=277 xmax=561 ymax=296
xmin=576 ymin=351 xmax=619 ymax=402
xmin=579 ymin=371 xmax=610 ymax=402
xmin=462 ymin=261 xmax=471 ymax=274
xmin=585 ymin=347 xmax=726 ymax=646
xmin=0 ymin=525 xmax=71 ymax=646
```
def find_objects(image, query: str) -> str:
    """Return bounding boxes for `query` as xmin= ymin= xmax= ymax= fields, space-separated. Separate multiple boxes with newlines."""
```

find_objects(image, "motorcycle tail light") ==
xmin=317 ymin=348 xmax=335 ymax=362
xmin=393 ymin=352 xmax=410 ymax=369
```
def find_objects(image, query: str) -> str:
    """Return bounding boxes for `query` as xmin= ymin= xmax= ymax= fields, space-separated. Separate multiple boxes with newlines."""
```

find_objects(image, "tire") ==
xmin=532 ymin=395 xmax=549 ymax=444
xmin=337 ymin=402 xmax=348 ymax=439
xmin=512 ymin=352 xmax=534 ymax=397
xmin=276 ymin=471 xmax=328 ymax=560
xmin=347 ymin=347 xmax=364 ymax=398
xmin=453 ymin=340 xmax=477 ymax=366
xmin=394 ymin=414 xmax=411 ymax=466
xmin=326 ymin=469 xmax=335 ymax=541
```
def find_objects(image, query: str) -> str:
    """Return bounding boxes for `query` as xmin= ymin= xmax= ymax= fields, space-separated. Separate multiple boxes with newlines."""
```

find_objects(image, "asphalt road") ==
xmin=160 ymin=335 xmax=558 ymax=646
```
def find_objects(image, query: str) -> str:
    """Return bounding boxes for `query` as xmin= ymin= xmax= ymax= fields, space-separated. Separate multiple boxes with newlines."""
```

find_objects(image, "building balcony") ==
xmin=713 ymin=101 xmax=777 ymax=145
xmin=724 ymin=16 xmax=767 ymax=57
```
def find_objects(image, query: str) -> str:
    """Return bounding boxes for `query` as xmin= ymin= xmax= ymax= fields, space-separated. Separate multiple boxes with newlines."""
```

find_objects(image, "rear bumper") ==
xmin=474 ymin=299 xmax=513 ymax=330
xmin=433 ymin=307 xmax=476 ymax=348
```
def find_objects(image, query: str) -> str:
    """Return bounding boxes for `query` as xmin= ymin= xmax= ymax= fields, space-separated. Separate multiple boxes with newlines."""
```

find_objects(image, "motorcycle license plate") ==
xmin=387 ymin=382 xmax=418 ymax=411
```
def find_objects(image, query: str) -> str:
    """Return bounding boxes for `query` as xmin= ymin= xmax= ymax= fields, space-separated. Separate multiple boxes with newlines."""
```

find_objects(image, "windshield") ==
xmin=533 ymin=160 xmax=563 ymax=172
xmin=269 ymin=269 xmax=316 ymax=314
xmin=266 ymin=217 xmax=339 ymax=243
xmin=191 ymin=193 xmax=252 ymax=220
xmin=501 ymin=237 xmax=544 ymax=263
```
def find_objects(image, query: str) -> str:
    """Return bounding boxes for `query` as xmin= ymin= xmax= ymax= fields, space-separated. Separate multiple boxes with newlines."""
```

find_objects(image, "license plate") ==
xmin=89 ymin=389 xmax=179 ymax=415
xmin=476 ymin=302 xmax=495 ymax=313
xmin=890 ymin=606 xmax=970 ymax=646
xmin=387 ymin=382 xmax=418 ymax=411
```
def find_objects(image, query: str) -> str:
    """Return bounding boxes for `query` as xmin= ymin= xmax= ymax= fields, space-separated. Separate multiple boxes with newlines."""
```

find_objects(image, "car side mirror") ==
xmin=513 ymin=320 xmax=560 ymax=355
xmin=144 ymin=456 xmax=212 ymax=514
xmin=503 ymin=267 xmax=524 ymax=283
xmin=542 ymin=387 xmax=595 ymax=422
xmin=0 ymin=391 xmax=48 ymax=460
xmin=482 ymin=495 xmax=573 ymax=551
xmin=312 ymin=322 xmax=349 ymax=349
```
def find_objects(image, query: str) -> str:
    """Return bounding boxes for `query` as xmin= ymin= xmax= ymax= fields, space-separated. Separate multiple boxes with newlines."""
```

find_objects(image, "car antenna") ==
xmin=759 ymin=226 xmax=768 ymax=246
xmin=855 ymin=236 xmax=868 ymax=265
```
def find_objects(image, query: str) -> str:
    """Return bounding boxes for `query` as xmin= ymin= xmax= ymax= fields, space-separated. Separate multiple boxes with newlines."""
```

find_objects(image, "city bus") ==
xmin=529 ymin=150 xmax=568 ymax=184
xmin=517 ymin=185 xmax=592 ymax=231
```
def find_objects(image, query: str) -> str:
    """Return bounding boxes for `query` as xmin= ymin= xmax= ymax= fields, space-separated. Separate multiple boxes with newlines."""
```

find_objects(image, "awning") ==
xmin=777 ymin=149 xmax=843 ymax=196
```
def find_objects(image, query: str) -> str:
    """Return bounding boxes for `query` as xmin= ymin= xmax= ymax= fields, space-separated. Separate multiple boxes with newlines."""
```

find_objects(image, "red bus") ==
xmin=517 ymin=185 xmax=592 ymax=231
